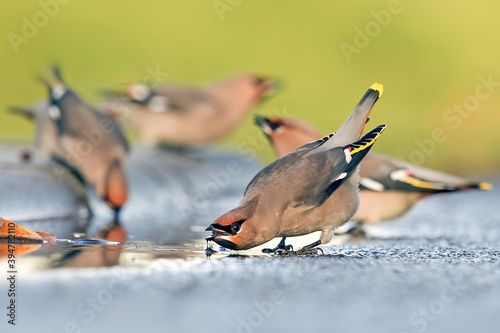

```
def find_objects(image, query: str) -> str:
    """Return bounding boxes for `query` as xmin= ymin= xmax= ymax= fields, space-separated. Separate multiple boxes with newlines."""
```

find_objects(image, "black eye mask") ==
xmin=268 ymin=121 xmax=282 ymax=131
xmin=212 ymin=220 xmax=245 ymax=235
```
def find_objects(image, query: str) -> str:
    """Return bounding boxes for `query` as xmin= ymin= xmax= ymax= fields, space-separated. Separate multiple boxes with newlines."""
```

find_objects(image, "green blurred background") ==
xmin=1 ymin=0 xmax=499 ymax=173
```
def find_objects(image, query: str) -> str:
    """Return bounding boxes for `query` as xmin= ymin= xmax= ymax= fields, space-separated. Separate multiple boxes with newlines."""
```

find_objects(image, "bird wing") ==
xmin=299 ymin=125 xmax=386 ymax=207
xmin=359 ymin=153 xmax=492 ymax=192
xmin=149 ymin=86 xmax=210 ymax=113
xmin=244 ymin=125 xmax=386 ymax=207
xmin=243 ymin=131 xmax=338 ymax=195
xmin=93 ymin=109 xmax=130 ymax=152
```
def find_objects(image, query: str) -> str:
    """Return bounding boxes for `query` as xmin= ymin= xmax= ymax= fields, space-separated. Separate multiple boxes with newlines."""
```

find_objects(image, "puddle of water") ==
xmin=1 ymin=214 xmax=356 ymax=272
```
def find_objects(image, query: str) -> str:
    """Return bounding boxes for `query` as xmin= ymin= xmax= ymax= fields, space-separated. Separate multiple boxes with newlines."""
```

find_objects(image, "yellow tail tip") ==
xmin=479 ymin=182 xmax=493 ymax=190
xmin=370 ymin=82 xmax=384 ymax=96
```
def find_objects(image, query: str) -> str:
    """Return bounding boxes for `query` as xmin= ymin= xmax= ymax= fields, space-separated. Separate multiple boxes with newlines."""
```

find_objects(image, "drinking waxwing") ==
xmin=206 ymin=83 xmax=386 ymax=253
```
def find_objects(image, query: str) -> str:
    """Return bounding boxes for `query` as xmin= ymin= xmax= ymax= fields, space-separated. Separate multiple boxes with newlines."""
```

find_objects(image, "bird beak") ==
xmin=205 ymin=225 xmax=215 ymax=241
xmin=205 ymin=224 xmax=232 ymax=240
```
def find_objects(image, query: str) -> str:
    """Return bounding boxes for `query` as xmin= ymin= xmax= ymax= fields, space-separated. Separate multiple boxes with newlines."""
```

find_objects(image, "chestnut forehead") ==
xmin=214 ymin=217 xmax=242 ymax=226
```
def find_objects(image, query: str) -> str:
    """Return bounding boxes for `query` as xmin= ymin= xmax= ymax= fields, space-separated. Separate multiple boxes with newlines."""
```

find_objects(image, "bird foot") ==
xmin=266 ymin=245 xmax=323 ymax=257
xmin=295 ymin=246 xmax=324 ymax=256
xmin=262 ymin=243 xmax=293 ymax=254
xmin=263 ymin=239 xmax=323 ymax=256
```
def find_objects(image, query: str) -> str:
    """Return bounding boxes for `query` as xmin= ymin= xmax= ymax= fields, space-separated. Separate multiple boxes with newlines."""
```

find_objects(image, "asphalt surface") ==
xmin=1 ymin=178 xmax=499 ymax=333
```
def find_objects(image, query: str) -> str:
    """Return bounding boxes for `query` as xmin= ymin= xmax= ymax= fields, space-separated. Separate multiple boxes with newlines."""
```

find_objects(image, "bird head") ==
xmin=254 ymin=115 xmax=322 ymax=158
xmin=102 ymin=159 xmax=128 ymax=212
xmin=205 ymin=197 xmax=262 ymax=250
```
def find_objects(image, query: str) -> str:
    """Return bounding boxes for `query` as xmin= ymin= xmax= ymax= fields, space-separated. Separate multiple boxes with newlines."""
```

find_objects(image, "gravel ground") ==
xmin=1 ymin=180 xmax=499 ymax=333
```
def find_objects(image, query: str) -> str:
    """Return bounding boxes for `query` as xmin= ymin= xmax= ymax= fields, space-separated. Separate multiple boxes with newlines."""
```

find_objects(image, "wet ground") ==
xmin=1 ymin=177 xmax=499 ymax=333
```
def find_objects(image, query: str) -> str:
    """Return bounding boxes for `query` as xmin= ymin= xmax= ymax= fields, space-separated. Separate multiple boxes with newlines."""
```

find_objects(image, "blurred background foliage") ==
xmin=1 ymin=0 xmax=499 ymax=173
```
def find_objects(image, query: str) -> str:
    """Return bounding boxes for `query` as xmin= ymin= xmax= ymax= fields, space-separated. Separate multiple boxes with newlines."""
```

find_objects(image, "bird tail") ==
xmin=344 ymin=124 xmax=387 ymax=167
xmin=312 ymin=125 xmax=387 ymax=205
xmin=464 ymin=182 xmax=493 ymax=191
xmin=387 ymin=171 xmax=493 ymax=193
xmin=326 ymin=83 xmax=383 ymax=147
xmin=47 ymin=66 xmax=64 ymax=88
xmin=36 ymin=65 xmax=64 ymax=90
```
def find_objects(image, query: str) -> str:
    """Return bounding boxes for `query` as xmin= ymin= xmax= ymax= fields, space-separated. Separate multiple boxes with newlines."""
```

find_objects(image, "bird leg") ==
xmin=296 ymin=240 xmax=323 ymax=256
xmin=262 ymin=237 xmax=293 ymax=254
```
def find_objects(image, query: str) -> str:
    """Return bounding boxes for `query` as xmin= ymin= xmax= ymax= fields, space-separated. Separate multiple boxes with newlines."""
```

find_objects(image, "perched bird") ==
xmin=34 ymin=67 xmax=130 ymax=219
xmin=254 ymin=115 xmax=492 ymax=235
xmin=206 ymin=83 xmax=386 ymax=253
xmin=104 ymin=74 xmax=279 ymax=145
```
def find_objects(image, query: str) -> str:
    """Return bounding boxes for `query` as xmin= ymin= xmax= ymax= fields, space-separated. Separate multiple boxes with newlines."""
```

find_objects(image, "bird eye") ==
xmin=231 ymin=223 xmax=241 ymax=233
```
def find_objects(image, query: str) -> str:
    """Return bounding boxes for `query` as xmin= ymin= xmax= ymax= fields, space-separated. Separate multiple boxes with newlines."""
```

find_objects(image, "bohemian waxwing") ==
xmin=254 ymin=114 xmax=492 ymax=235
xmin=103 ymin=74 xmax=279 ymax=145
xmin=38 ymin=67 xmax=130 ymax=218
xmin=206 ymin=83 xmax=386 ymax=253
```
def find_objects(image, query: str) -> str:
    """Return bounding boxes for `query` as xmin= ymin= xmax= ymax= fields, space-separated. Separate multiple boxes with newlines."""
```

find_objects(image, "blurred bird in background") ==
xmin=29 ymin=67 xmax=130 ymax=220
xmin=254 ymin=114 xmax=492 ymax=236
xmin=103 ymin=74 xmax=279 ymax=145
xmin=206 ymin=84 xmax=385 ymax=254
